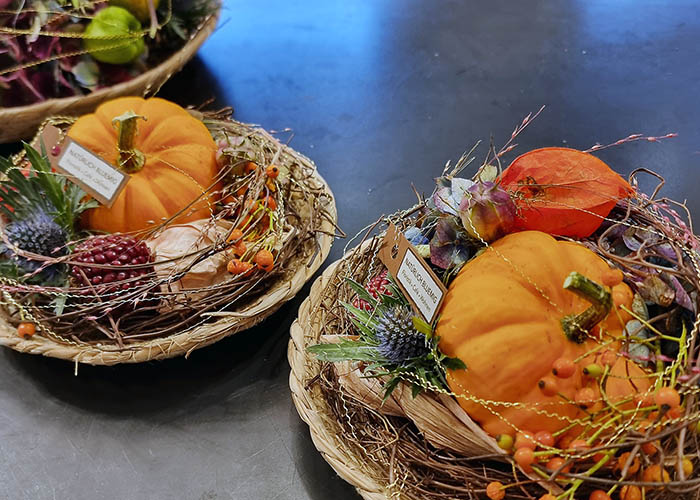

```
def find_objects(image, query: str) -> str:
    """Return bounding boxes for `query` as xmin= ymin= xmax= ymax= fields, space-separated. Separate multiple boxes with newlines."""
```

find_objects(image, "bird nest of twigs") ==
xmin=290 ymin=128 xmax=700 ymax=500
xmin=0 ymin=109 xmax=338 ymax=365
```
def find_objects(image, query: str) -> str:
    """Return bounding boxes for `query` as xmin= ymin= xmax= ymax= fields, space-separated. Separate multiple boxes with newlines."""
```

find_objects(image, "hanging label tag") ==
xmin=378 ymin=223 xmax=447 ymax=324
xmin=36 ymin=124 xmax=129 ymax=208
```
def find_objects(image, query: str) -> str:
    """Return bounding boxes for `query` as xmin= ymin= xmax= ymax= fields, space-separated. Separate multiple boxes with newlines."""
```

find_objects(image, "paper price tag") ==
xmin=37 ymin=125 xmax=129 ymax=208
xmin=378 ymin=223 xmax=447 ymax=324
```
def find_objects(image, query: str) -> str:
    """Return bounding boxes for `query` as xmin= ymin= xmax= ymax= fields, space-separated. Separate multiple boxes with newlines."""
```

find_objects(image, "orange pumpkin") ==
xmin=67 ymin=97 xmax=220 ymax=234
xmin=436 ymin=230 xmax=650 ymax=437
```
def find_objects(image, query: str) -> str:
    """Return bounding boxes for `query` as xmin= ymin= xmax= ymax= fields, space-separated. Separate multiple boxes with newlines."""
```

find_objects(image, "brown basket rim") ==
xmin=289 ymin=249 xmax=387 ymax=500
xmin=0 ymin=4 xmax=221 ymax=144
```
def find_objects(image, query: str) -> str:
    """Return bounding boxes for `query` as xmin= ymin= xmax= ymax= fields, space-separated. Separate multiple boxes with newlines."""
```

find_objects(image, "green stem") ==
xmin=112 ymin=111 xmax=146 ymax=174
xmin=560 ymin=272 xmax=612 ymax=343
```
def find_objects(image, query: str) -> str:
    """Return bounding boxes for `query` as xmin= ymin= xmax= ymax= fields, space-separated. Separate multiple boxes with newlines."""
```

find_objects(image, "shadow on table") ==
xmin=1 ymin=291 xmax=302 ymax=418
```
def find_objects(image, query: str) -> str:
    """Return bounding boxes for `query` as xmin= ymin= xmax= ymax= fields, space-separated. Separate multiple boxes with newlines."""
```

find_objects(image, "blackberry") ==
xmin=376 ymin=306 xmax=430 ymax=364
xmin=3 ymin=211 xmax=67 ymax=275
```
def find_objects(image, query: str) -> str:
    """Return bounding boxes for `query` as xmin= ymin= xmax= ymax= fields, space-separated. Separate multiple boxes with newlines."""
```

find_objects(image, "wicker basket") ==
xmin=0 ymin=116 xmax=337 ymax=365
xmin=0 ymin=6 xmax=220 ymax=144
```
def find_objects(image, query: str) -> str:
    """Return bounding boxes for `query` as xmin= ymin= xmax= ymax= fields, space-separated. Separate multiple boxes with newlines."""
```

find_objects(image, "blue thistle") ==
xmin=375 ymin=306 xmax=430 ymax=364
xmin=3 ymin=210 xmax=68 ymax=277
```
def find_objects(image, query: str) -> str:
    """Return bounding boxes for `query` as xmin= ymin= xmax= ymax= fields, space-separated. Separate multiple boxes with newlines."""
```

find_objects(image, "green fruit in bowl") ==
xmin=84 ymin=6 xmax=145 ymax=65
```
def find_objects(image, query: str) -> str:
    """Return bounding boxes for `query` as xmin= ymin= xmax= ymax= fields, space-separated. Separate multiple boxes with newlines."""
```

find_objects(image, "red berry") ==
xmin=514 ymin=431 xmax=536 ymax=450
xmin=351 ymin=269 xmax=391 ymax=310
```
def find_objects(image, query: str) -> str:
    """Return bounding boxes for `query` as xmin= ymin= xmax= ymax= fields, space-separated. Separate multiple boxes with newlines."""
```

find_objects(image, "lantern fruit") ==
xmin=67 ymin=97 xmax=220 ymax=234
xmin=498 ymin=148 xmax=633 ymax=238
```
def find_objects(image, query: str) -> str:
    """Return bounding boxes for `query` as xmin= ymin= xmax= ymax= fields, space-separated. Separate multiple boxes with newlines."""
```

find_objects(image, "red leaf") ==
xmin=498 ymin=147 xmax=633 ymax=238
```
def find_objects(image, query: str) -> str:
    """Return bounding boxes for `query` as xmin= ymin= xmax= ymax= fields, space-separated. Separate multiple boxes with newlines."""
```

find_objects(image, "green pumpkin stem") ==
xmin=561 ymin=271 xmax=612 ymax=343
xmin=112 ymin=111 xmax=146 ymax=174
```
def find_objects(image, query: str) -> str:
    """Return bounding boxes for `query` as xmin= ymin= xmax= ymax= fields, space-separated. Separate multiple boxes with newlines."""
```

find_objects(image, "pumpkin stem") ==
xmin=561 ymin=271 xmax=612 ymax=343
xmin=112 ymin=111 xmax=147 ymax=174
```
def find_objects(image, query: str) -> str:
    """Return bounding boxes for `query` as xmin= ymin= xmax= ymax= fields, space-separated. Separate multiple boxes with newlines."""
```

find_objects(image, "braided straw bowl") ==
xmin=0 ymin=6 xmax=220 ymax=144
xmin=0 ymin=118 xmax=337 ymax=365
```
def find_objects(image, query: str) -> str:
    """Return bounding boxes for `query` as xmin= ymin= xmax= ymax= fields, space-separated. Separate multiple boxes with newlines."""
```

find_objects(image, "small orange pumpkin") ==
xmin=436 ymin=230 xmax=650 ymax=437
xmin=67 ymin=97 xmax=220 ymax=234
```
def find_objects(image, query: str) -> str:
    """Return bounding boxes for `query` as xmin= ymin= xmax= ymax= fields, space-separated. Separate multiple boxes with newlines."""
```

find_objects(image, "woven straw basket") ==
xmin=0 ymin=117 xmax=337 ymax=366
xmin=289 ymin=241 xmax=517 ymax=500
xmin=0 ymin=6 xmax=220 ymax=144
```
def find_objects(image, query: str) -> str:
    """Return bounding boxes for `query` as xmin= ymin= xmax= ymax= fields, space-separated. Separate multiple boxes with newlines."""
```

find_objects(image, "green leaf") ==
xmin=412 ymin=315 xmax=433 ymax=337
xmin=307 ymin=339 xmax=383 ymax=363
xmin=344 ymin=277 xmax=378 ymax=309
xmin=442 ymin=356 xmax=467 ymax=371
xmin=411 ymin=382 xmax=423 ymax=398
xmin=381 ymin=377 xmax=402 ymax=402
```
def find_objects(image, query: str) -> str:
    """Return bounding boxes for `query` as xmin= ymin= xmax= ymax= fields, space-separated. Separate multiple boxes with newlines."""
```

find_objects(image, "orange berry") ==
xmin=227 ymin=229 xmax=244 ymax=243
xmin=641 ymin=440 xmax=659 ymax=456
xmin=570 ymin=439 xmax=590 ymax=454
xmin=635 ymin=392 xmax=654 ymax=409
xmin=514 ymin=447 xmax=535 ymax=470
xmin=600 ymin=349 xmax=617 ymax=367
xmin=255 ymin=249 xmax=274 ymax=272
xmin=538 ymin=376 xmax=558 ymax=397
xmin=642 ymin=464 xmax=670 ymax=484
xmin=557 ymin=434 xmax=574 ymax=450
xmin=265 ymin=164 xmax=280 ymax=178
xmin=17 ymin=322 xmax=36 ymax=338
xmin=227 ymin=259 xmax=242 ymax=274
xmin=535 ymin=431 xmax=554 ymax=448
xmin=615 ymin=452 xmax=641 ymax=475
xmin=666 ymin=405 xmax=684 ymax=420
xmin=601 ymin=267 xmax=623 ymax=287
xmin=514 ymin=431 xmax=537 ymax=450
xmin=539 ymin=495 xmax=556 ymax=500
xmin=619 ymin=485 xmax=641 ymax=500
xmin=575 ymin=387 xmax=597 ymax=409
xmin=655 ymin=387 xmax=681 ymax=410
xmin=590 ymin=490 xmax=611 ymax=500
xmin=545 ymin=456 xmax=571 ymax=475
xmin=239 ymin=261 xmax=255 ymax=277
xmin=552 ymin=357 xmax=576 ymax=378
xmin=485 ymin=481 xmax=505 ymax=500
xmin=232 ymin=241 xmax=247 ymax=257
xmin=244 ymin=161 xmax=258 ymax=174
xmin=261 ymin=195 xmax=277 ymax=211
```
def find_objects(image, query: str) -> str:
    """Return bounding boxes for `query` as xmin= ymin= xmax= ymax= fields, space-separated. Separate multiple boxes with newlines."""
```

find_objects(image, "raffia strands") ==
xmin=289 ymin=196 xmax=700 ymax=499
xmin=0 ymin=3 xmax=220 ymax=144
xmin=0 ymin=116 xmax=338 ymax=365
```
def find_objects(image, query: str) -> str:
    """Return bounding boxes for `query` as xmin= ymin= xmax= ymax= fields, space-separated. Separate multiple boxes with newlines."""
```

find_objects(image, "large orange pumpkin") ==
xmin=436 ymin=230 xmax=651 ymax=437
xmin=67 ymin=97 xmax=220 ymax=234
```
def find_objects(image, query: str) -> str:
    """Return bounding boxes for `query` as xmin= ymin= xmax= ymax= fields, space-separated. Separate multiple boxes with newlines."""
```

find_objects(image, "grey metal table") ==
xmin=2 ymin=0 xmax=700 ymax=498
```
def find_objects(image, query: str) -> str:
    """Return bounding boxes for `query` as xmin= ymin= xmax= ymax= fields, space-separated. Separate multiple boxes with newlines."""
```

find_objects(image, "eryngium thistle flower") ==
xmin=376 ymin=306 xmax=430 ymax=364
xmin=3 ymin=211 xmax=67 ymax=275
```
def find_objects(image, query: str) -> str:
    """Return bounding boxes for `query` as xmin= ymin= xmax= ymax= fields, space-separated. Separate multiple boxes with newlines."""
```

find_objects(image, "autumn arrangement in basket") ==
xmin=0 ymin=96 xmax=331 ymax=350
xmin=0 ymin=0 xmax=216 ymax=107
xmin=307 ymin=116 xmax=697 ymax=499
